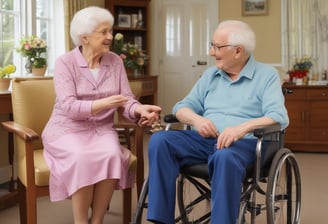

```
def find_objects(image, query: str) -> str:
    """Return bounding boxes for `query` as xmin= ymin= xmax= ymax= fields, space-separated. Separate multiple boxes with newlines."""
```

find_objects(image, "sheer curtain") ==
xmin=283 ymin=0 xmax=328 ymax=79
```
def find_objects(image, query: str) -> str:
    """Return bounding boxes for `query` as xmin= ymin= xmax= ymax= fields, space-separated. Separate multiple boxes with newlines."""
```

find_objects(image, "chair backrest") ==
xmin=11 ymin=77 xmax=55 ymax=147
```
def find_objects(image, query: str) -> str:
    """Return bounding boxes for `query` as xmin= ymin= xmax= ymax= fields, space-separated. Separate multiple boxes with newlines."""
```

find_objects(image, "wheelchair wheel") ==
xmin=131 ymin=178 xmax=149 ymax=224
xmin=177 ymin=174 xmax=211 ymax=224
xmin=266 ymin=148 xmax=301 ymax=224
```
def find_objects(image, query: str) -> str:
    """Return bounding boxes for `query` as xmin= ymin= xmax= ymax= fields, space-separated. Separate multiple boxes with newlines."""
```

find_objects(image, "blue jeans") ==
xmin=147 ymin=130 xmax=256 ymax=224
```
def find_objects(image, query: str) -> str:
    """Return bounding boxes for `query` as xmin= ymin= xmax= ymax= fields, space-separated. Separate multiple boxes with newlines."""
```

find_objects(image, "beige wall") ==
xmin=219 ymin=0 xmax=282 ymax=65
xmin=86 ymin=0 xmax=104 ymax=7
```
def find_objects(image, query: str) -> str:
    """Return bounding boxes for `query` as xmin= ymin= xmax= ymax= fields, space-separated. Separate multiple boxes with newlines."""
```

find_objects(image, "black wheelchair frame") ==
xmin=132 ymin=89 xmax=301 ymax=224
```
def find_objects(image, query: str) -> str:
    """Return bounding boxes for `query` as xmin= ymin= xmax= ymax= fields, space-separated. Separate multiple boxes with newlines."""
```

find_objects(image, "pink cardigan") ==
xmin=42 ymin=47 xmax=140 ymax=142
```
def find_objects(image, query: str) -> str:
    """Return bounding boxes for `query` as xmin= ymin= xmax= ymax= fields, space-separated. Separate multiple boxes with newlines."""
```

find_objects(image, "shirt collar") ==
xmin=214 ymin=55 xmax=255 ymax=80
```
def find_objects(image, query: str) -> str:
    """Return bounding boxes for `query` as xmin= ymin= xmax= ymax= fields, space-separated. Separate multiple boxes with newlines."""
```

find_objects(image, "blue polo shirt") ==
xmin=172 ymin=56 xmax=289 ymax=138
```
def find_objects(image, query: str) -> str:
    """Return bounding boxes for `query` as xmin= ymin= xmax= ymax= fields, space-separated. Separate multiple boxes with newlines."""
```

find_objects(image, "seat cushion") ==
xmin=34 ymin=149 xmax=50 ymax=186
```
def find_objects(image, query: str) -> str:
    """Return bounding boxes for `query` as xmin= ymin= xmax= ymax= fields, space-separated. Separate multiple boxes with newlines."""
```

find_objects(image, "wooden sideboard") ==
xmin=129 ymin=75 xmax=157 ymax=105
xmin=283 ymin=84 xmax=328 ymax=152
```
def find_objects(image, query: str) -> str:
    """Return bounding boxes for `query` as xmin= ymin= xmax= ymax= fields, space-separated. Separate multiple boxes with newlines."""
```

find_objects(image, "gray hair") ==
xmin=70 ymin=6 xmax=114 ymax=46
xmin=217 ymin=20 xmax=256 ymax=54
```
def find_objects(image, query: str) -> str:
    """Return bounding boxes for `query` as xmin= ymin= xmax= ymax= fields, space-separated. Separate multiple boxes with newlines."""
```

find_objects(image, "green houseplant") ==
xmin=112 ymin=33 xmax=148 ymax=75
xmin=16 ymin=35 xmax=47 ymax=74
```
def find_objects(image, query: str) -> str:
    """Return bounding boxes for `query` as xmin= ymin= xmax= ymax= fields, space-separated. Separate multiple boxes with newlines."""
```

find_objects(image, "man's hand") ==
xmin=194 ymin=116 xmax=219 ymax=138
xmin=216 ymin=126 xmax=246 ymax=149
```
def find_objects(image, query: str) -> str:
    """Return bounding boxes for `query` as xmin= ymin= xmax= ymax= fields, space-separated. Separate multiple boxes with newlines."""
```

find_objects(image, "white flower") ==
xmin=115 ymin=33 xmax=123 ymax=40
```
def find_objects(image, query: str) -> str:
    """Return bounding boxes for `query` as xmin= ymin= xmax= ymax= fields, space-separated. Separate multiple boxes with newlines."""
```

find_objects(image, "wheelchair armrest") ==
xmin=163 ymin=114 xmax=283 ymax=138
xmin=253 ymin=124 xmax=281 ymax=138
xmin=164 ymin=114 xmax=179 ymax=123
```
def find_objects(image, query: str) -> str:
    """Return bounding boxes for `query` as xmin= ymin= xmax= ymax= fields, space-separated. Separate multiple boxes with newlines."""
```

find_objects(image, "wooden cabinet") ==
xmin=283 ymin=84 xmax=328 ymax=152
xmin=129 ymin=76 xmax=157 ymax=104
xmin=105 ymin=0 xmax=151 ymax=76
xmin=105 ymin=0 xmax=157 ymax=105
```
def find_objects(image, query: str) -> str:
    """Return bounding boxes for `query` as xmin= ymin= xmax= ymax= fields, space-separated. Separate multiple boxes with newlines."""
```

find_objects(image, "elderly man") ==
xmin=146 ymin=20 xmax=289 ymax=224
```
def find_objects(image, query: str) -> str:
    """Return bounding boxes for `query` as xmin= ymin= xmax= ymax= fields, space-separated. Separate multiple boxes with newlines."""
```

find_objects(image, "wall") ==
xmin=86 ymin=0 xmax=104 ymax=7
xmin=219 ymin=0 xmax=282 ymax=65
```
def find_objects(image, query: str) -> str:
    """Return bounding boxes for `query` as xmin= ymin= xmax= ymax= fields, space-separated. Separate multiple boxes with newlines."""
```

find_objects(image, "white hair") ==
xmin=70 ymin=6 xmax=114 ymax=46
xmin=217 ymin=20 xmax=256 ymax=54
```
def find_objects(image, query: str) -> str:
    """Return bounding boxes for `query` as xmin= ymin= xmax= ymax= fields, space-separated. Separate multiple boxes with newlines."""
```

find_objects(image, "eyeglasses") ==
xmin=94 ymin=29 xmax=113 ymax=36
xmin=209 ymin=42 xmax=235 ymax=52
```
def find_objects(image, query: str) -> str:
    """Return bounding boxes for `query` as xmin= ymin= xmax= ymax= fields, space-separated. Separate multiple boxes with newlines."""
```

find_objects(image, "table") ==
xmin=0 ymin=91 xmax=17 ymax=210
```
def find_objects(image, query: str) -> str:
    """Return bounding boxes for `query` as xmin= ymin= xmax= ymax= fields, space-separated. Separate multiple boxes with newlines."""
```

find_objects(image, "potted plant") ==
xmin=16 ymin=35 xmax=47 ymax=76
xmin=112 ymin=33 xmax=148 ymax=77
xmin=0 ymin=64 xmax=16 ymax=92
xmin=287 ymin=56 xmax=313 ymax=85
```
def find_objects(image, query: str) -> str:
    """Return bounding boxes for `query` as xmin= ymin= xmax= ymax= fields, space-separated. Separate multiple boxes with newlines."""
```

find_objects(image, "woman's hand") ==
xmin=135 ymin=104 xmax=162 ymax=126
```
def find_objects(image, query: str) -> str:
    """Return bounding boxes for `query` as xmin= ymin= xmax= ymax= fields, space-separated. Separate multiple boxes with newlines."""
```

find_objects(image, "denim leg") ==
xmin=208 ymin=139 xmax=257 ymax=224
xmin=147 ymin=130 xmax=216 ymax=224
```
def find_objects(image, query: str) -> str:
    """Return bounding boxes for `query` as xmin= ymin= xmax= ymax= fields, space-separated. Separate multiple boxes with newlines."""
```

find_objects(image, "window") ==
xmin=283 ymin=0 xmax=328 ymax=79
xmin=0 ymin=0 xmax=65 ymax=76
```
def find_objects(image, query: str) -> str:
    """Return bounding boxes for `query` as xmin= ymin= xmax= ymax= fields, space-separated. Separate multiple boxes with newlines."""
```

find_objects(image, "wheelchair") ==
xmin=132 ymin=102 xmax=301 ymax=224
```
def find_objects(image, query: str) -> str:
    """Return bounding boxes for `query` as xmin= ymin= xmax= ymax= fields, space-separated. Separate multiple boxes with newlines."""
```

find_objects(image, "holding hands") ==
xmin=135 ymin=104 xmax=162 ymax=126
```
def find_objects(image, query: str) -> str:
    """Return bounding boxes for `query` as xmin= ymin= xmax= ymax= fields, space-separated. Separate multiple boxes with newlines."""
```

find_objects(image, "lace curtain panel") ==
xmin=284 ymin=0 xmax=328 ymax=79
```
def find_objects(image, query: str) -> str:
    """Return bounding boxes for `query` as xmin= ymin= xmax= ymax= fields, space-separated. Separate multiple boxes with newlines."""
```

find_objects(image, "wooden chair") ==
xmin=1 ymin=77 xmax=139 ymax=224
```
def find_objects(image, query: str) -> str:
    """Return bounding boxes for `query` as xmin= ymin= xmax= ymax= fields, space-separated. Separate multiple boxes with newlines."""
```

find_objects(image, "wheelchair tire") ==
xmin=266 ymin=148 xmax=301 ymax=224
xmin=131 ymin=178 xmax=149 ymax=224
xmin=177 ymin=174 xmax=211 ymax=224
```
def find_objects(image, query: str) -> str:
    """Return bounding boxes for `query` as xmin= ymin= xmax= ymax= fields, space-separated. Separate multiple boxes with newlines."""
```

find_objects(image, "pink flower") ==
xmin=24 ymin=44 xmax=32 ymax=50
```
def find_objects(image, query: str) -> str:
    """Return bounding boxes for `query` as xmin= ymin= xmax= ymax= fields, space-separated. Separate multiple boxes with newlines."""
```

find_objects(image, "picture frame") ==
xmin=242 ymin=0 xmax=268 ymax=16
xmin=118 ymin=14 xmax=131 ymax=27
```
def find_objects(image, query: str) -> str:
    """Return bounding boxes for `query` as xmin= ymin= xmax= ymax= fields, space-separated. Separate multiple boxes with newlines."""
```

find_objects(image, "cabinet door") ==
xmin=309 ymin=101 xmax=328 ymax=141
xmin=285 ymin=100 xmax=307 ymax=141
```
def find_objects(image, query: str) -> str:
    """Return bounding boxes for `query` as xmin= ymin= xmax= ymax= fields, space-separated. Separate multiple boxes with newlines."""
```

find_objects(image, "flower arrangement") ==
xmin=0 ymin=64 xmax=16 ymax=78
xmin=287 ymin=56 xmax=313 ymax=79
xmin=112 ymin=33 xmax=148 ymax=71
xmin=16 ymin=35 xmax=47 ymax=68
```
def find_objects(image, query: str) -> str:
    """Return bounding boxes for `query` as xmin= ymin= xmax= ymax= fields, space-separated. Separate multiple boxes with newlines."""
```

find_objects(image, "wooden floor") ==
xmin=0 ymin=134 xmax=327 ymax=223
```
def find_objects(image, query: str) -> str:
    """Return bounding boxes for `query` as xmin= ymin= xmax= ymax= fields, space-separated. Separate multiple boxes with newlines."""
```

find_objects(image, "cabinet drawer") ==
xmin=285 ymin=128 xmax=306 ymax=140
xmin=309 ymin=128 xmax=328 ymax=141
xmin=307 ymin=89 xmax=328 ymax=100
xmin=141 ymin=80 xmax=154 ymax=95
xmin=285 ymin=88 xmax=306 ymax=100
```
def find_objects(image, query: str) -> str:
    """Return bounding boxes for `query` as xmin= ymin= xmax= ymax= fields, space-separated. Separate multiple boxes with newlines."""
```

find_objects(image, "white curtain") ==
xmin=284 ymin=0 xmax=328 ymax=78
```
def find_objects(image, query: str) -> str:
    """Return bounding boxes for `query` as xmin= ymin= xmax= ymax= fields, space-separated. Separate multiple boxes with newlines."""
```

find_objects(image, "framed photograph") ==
xmin=118 ymin=14 xmax=131 ymax=27
xmin=242 ymin=0 xmax=268 ymax=16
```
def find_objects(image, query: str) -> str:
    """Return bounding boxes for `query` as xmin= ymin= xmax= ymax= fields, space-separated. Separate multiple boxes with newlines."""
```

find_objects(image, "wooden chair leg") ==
xmin=18 ymin=178 xmax=37 ymax=224
xmin=123 ymin=188 xmax=132 ymax=224
xmin=17 ymin=179 xmax=27 ymax=224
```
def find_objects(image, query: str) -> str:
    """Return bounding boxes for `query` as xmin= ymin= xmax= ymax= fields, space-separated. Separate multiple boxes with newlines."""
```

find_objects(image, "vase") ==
xmin=32 ymin=65 xmax=47 ymax=76
xmin=0 ymin=78 xmax=11 ymax=92
xmin=25 ymin=61 xmax=32 ymax=73
xmin=295 ymin=78 xmax=303 ymax=85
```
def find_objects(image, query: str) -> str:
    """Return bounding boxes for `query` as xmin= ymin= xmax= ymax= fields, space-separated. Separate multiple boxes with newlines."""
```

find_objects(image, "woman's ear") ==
xmin=80 ymin=35 xmax=89 ymax=44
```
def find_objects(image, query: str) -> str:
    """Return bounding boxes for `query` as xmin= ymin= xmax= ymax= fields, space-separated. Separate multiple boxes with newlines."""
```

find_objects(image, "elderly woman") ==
xmin=42 ymin=6 xmax=161 ymax=224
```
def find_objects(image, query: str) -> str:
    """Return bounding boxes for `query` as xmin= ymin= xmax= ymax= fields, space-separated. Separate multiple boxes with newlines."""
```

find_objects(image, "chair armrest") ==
xmin=163 ymin=114 xmax=179 ymax=123
xmin=164 ymin=114 xmax=282 ymax=138
xmin=1 ymin=121 xmax=39 ymax=141
xmin=253 ymin=124 xmax=281 ymax=138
